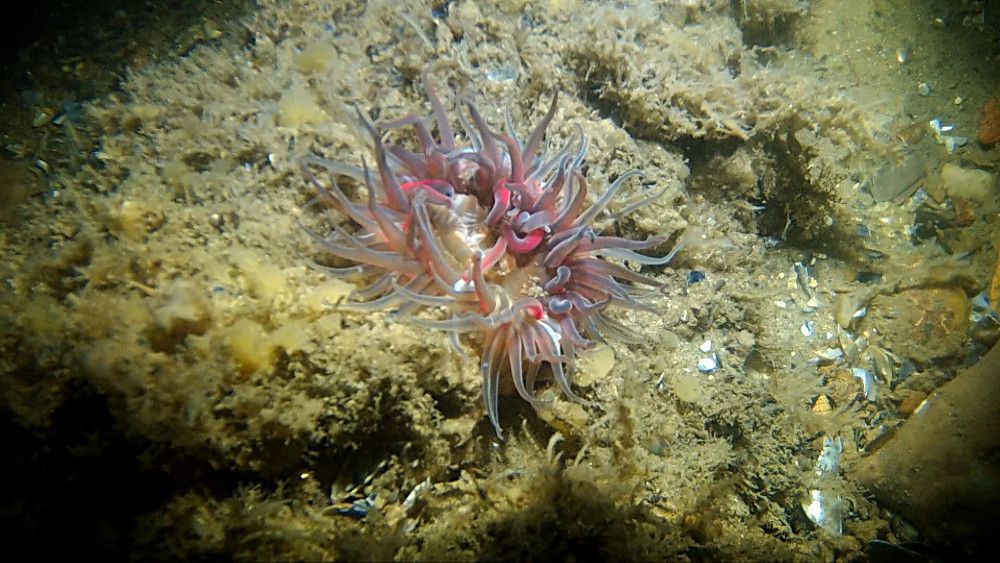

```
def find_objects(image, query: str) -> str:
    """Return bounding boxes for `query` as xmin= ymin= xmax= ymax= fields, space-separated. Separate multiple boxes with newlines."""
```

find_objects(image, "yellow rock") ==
xmin=276 ymin=83 xmax=328 ymax=127
xmin=230 ymin=248 xmax=288 ymax=300
xmin=671 ymin=371 xmax=704 ymax=404
xmin=293 ymin=41 xmax=337 ymax=74
xmin=226 ymin=318 xmax=273 ymax=374
xmin=940 ymin=162 xmax=996 ymax=203
xmin=574 ymin=344 xmax=615 ymax=387
xmin=269 ymin=318 xmax=312 ymax=354
xmin=304 ymin=279 xmax=354 ymax=313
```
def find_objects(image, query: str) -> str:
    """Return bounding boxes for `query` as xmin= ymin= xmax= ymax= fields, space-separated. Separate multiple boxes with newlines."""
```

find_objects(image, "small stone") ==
xmin=952 ymin=197 xmax=975 ymax=227
xmin=917 ymin=82 xmax=931 ymax=96
xmin=897 ymin=389 xmax=928 ymax=417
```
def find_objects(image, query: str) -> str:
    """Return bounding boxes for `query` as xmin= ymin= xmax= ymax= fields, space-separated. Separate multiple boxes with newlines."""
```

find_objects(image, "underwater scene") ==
xmin=1 ymin=0 xmax=999 ymax=560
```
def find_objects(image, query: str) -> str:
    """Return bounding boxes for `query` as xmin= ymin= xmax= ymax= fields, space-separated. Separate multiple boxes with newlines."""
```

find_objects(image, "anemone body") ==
xmin=302 ymin=73 xmax=672 ymax=437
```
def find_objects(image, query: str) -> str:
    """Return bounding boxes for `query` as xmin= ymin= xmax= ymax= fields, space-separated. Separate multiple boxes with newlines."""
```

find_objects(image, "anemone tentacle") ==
xmin=302 ymin=74 xmax=677 ymax=438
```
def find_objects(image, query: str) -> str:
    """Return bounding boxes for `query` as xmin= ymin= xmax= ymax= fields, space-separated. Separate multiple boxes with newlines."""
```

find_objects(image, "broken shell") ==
xmin=816 ymin=435 xmax=844 ymax=474
xmin=813 ymin=347 xmax=844 ymax=364
xmin=335 ymin=494 xmax=377 ymax=518
xmin=837 ymin=327 xmax=859 ymax=362
xmin=869 ymin=345 xmax=897 ymax=385
xmin=794 ymin=261 xmax=816 ymax=299
xmin=852 ymin=367 xmax=877 ymax=401
xmin=801 ymin=320 xmax=816 ymax=337
xmin=697 ymin=354 xmax=719 ymax=373
xmin=402 ymin=478 xmax=431 ymax=516
xmin=895 ymin=43 xmax=911 ymax=64
xmin=803 ymin=489 xmax=845 ymax=535
xmin=942 ymin=136 xmax=968 ymax=153
xmin=32 ymin=110 xmax=54 ymax=127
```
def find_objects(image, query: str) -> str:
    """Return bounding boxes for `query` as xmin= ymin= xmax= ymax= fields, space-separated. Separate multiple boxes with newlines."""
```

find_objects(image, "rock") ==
xmin=862 ymin=287 xmax=970 ymax=365
xmin=978 ymin=96 xmax=1000 ymax=147
xmin=854 ymin=342 xmax=1000 ymax=552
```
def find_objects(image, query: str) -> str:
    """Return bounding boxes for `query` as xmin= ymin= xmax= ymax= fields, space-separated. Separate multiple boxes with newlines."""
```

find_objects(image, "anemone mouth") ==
xmin=301 ymin=71 xmax=676 ymax=438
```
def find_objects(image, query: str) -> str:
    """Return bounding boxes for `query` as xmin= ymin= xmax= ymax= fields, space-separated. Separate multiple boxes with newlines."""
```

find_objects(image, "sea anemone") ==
xmin=301 ymin=71 xmax=677 ymax=437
